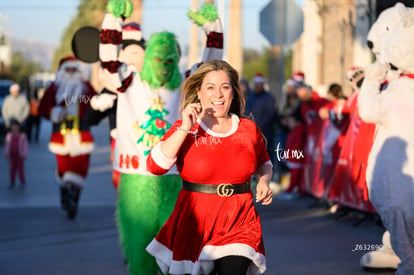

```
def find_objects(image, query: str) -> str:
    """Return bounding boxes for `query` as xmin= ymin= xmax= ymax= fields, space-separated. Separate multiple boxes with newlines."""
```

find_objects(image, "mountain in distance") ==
xmin=10 ymin=37 xmax=56 ymax=72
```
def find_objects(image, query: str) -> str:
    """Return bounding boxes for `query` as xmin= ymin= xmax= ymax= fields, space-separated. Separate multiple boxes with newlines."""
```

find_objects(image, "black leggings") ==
xmin=183 ymin=256 xmax=251 ymax=275
xmin=210 ymin=255 xmax=251 ymax=275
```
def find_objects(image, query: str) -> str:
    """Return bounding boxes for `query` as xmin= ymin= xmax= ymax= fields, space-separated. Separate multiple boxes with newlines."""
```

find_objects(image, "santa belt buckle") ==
xmin=217 ymin=183 xmax=234 ymax=197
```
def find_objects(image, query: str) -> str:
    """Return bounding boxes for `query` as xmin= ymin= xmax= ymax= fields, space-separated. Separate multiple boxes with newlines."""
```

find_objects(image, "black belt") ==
xmin=182 ymin=180 xmax=250 ymax=197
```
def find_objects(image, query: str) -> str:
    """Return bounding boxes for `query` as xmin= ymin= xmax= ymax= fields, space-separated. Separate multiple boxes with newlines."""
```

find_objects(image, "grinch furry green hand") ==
xmin=187 ymin=3 xmax=218 ymax=26
xmin=107 ymin=0 xmax=133 ymax=18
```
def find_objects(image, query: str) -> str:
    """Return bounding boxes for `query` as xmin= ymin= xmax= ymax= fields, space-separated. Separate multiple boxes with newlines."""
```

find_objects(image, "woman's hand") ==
xmin=181 ymin=103 xmax=201 ymax=130
xmin=256 ymin=181 xmax=273 ymax=205
xmin=254 ymin=163 xmax=273 ymax=205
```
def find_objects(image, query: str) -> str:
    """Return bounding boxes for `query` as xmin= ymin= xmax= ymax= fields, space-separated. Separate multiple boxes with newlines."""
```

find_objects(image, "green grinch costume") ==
xmin=99 ymin=1 xmax=223 ymax=274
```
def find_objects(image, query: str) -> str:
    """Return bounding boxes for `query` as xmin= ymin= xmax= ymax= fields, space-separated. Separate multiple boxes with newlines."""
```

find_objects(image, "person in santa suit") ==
xmin=296 ymin=82 xmax=330 ymax=198
xmin=86 ymin=22 xmax=145 ymax=189
xmin=39 ymin=56 xmax=97 ymax=219
xmin=277 ymin=106 xmax=306 ymax=199
xmin=146 ymin=59 xmax=273 ymax=275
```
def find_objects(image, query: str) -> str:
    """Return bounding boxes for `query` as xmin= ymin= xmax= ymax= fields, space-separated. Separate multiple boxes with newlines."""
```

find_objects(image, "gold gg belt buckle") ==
xmin=217 ymin=183 xmax=234 ymax=197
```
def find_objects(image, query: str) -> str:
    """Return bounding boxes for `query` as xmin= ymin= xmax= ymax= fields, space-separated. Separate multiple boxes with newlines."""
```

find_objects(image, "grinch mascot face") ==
xmin=150 ymin=46 xmax=177 ymax=84
xmin=140 ymin=32 xmax=181 ymax=90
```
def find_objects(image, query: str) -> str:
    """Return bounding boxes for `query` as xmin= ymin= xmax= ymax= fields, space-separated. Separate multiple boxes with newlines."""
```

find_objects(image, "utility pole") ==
xmin=228 ymin=0 xmax=243 ymax=74
xmin=126 ymin=0 xmax=143 ymax=24
xmin=188 ymin=0 xmax=199 ymax=69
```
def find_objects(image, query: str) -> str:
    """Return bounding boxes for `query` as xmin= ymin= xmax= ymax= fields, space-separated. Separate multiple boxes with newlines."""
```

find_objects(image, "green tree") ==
xmin=284 ymin=48 xmax=293 ymax=81
xmin=242 ymin=47 xmax=269 ymax=81
xmin=52 ymin=0 xmax=108 ymax=71
xmin=242 ymin=47 xmax=293 ymax=83
xmin=9 ymin=52 xmax=42 ymax=91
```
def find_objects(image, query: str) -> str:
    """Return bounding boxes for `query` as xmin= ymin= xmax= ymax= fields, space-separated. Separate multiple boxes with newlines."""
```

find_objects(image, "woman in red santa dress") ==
xmin=145 ymin=60 xmax=273 ymax=275
xmin=295 ymin=82 xmax=330 ymax=198
xmin=39 ymin=56 xmax=97 ymax=219
xmin=316 ymin=83 xmax=349 ymax=200
xmin=327 ymin=67 xmax=376 ymax=213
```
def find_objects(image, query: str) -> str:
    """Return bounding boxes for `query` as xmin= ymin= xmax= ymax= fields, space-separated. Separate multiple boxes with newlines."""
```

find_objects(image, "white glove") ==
xmin=90 ymin=93 xmax=117 ymax=112
xmin=364 ymin=62 xmax=388 ymax=83
xmin=51 ymin=106 xmax=66 ymax=123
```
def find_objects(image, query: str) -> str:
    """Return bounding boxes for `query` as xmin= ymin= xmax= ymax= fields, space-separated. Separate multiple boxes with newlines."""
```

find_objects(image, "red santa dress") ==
xmin=146 ymin=115 xmax=271 ymax=275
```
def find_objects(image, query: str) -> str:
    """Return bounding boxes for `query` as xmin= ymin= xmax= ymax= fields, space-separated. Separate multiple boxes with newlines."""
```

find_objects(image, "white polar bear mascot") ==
xmin=358 ymin=5 xmax=414 ymax=275
xmin=359 ymin=3 xmax=411 ymax=271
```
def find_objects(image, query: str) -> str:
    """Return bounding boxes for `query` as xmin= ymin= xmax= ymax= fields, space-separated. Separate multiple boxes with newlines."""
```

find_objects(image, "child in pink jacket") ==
xmin=4 ymin=119 xmax=28 ymax=188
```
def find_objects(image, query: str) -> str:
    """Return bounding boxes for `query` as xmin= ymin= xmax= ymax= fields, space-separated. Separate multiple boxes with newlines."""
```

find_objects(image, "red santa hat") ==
xmin=58 ymin=56 xmax=79 ymax=69
xmin=56 ymin=56 xmax=83 ymax=83
xmin=122 ymin=22 xmax=146 ymax=49
xmin=253 ymin=73 xmax=266 ymax=84
xmin=292 ymin=71 xmax=305 ymax=83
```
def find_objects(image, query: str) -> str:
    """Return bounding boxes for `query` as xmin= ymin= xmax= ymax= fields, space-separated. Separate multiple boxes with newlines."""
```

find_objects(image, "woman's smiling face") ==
xmin=197 ymin=70 xmax=234 ymax=118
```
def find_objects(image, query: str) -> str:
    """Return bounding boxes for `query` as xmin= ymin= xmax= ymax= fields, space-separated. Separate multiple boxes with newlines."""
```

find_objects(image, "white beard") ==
xmin=55 ymin=70 xmax=86 ymax=116
xmin=55 ymin=70 xmax=85 ymax=103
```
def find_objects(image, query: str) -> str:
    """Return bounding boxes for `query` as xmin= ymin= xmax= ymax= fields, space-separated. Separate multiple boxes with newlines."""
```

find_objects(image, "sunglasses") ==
xmin=65 ymin=67 xmax=78 ymax=73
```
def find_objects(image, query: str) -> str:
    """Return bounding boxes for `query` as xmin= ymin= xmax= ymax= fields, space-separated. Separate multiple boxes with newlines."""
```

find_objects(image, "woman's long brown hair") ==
xmin=180 ymin=60 xmax=246 ymax=117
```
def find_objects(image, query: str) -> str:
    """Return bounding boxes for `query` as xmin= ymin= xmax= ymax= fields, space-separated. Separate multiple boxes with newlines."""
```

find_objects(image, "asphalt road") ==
xmin=0 ymin=119 xmax=392 ymax=275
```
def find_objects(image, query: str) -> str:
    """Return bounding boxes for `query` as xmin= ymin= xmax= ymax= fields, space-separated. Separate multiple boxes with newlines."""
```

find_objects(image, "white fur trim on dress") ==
xmin=197 ymin=114 xmax=240 ymax=138
xmin=151 ymin=142 xmax=177 ymax=170
xmin=146 ymin=240 xmax=266 ymax=275
xmin=63 ymin=172 xmax=85 ymax=188
xmin=49 ymin=133 xmax=94 ymax=156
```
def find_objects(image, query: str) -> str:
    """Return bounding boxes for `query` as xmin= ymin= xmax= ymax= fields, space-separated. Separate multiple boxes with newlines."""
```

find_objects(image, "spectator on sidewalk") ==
xmin=275 ymin=75 xmax=303 ymax=185
xmin=26 ymin=88 xmax=42 ymax=143
xmin=246 ymin=73 xmax=277 ymax=162
xmin=277 ymin=106 xmax=306 ymax=200
xmin=239 ymin=78 xmax=252 ymax=117
xmin=4 ymin=119 xmax=28 ymax=188
xmin=1 ymin=83 xmax=29 ymax=131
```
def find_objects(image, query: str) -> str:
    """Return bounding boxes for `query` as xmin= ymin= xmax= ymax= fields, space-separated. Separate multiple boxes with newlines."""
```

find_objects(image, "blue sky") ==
xmin=0 ymin=0 xmax=302 ymax=51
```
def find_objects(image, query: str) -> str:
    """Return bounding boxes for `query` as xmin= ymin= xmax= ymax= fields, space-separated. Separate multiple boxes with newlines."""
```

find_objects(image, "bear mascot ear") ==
xmin=72 ymin=26 xmax=100 ymax=63
xmin=366 ymin=2 xmax=409 ymax=59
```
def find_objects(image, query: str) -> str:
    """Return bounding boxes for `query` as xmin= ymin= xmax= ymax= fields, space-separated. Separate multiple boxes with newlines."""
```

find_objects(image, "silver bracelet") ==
xmin=176 ymin=127 xmax=198 ymax=135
